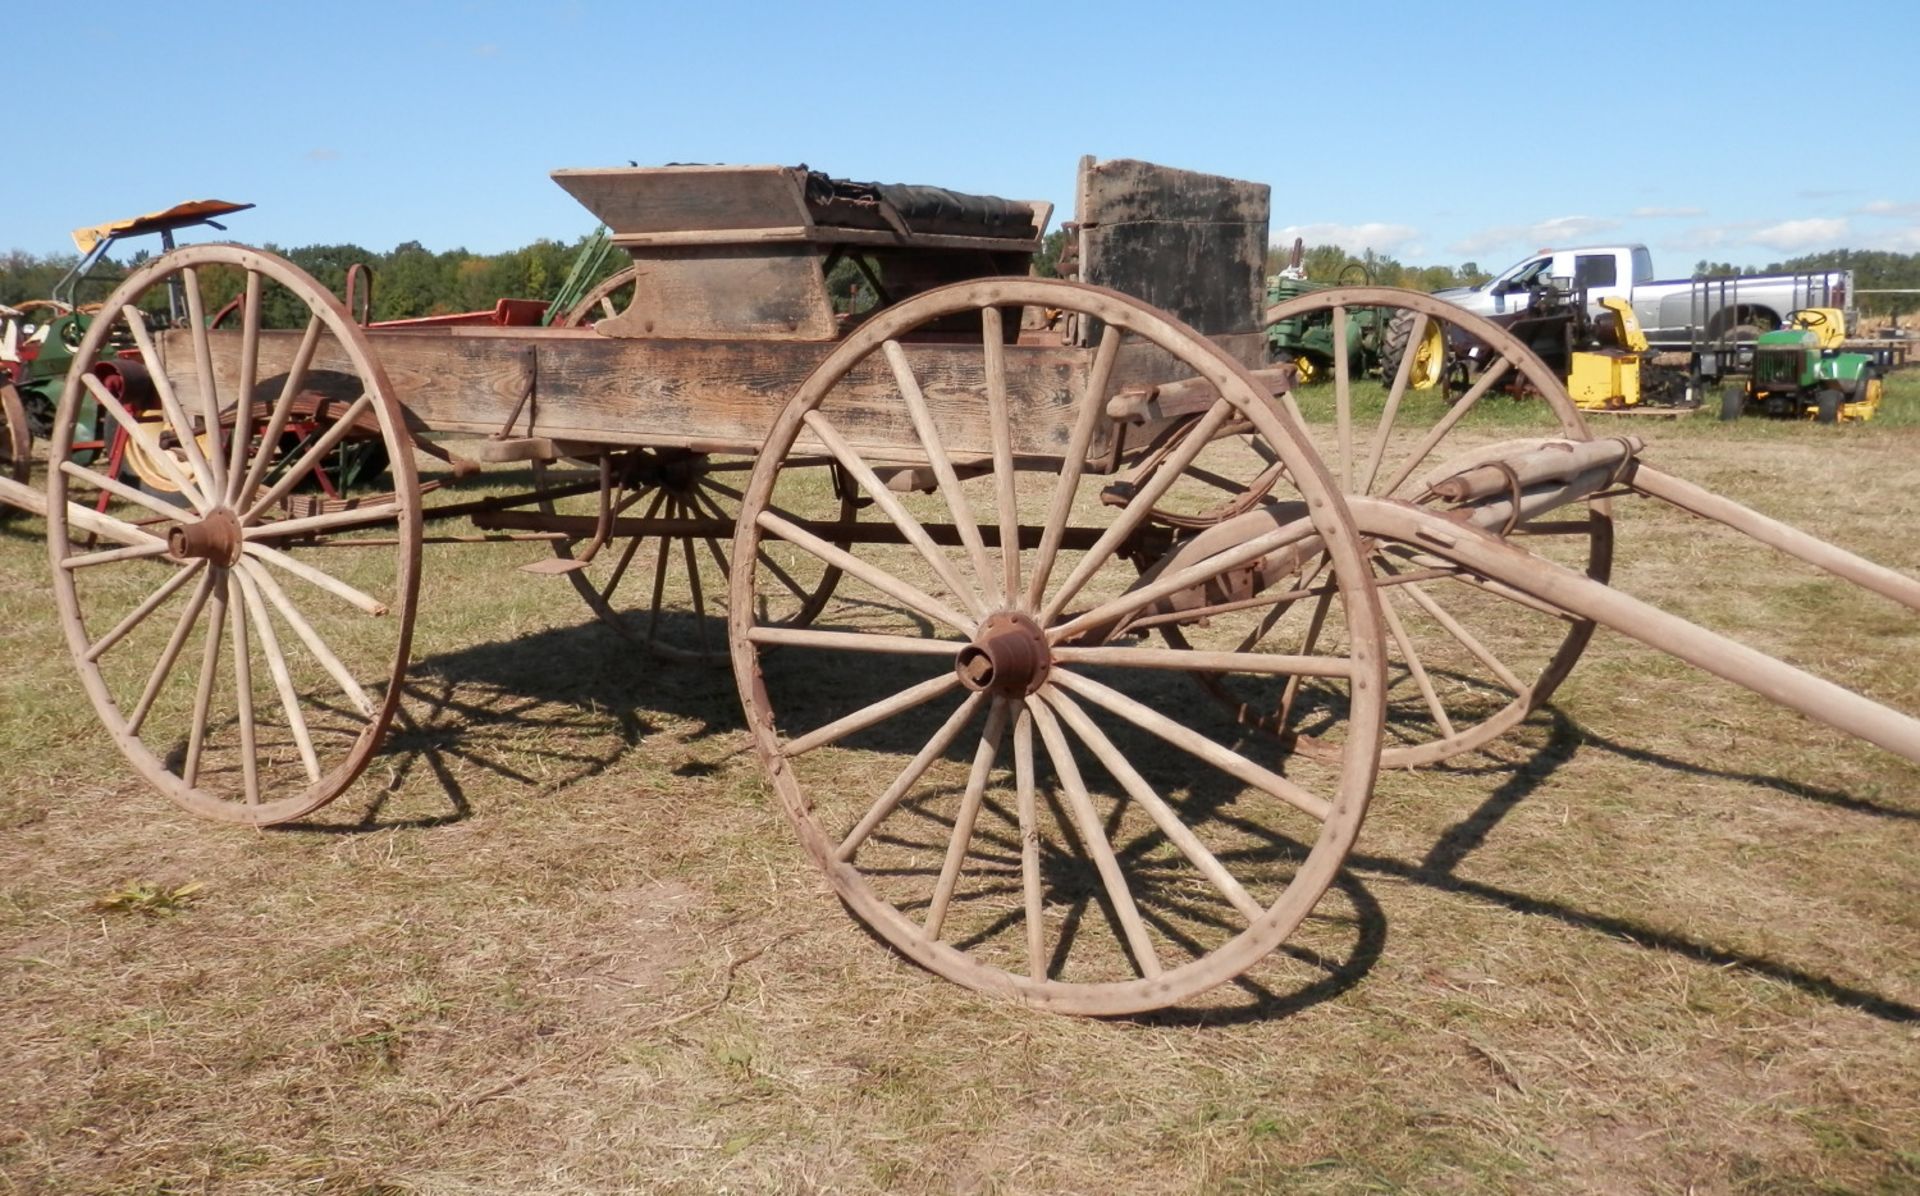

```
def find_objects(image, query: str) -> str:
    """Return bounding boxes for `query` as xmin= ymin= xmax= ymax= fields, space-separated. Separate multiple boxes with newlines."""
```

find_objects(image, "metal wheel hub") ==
xmin=955 ymin=611 xmax=1050 ymax=696
xmin=167 ymin=508 xmax=244 ymax=566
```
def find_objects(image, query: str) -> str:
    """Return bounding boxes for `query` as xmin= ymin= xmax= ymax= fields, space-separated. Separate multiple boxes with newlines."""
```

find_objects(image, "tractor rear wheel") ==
xmin=1378 ymin=307 xmax=1446 ymax=391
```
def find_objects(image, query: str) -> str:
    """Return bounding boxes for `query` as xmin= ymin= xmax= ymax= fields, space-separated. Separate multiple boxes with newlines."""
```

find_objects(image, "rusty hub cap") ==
xmin=954 ymin=611 xmax=1050 ymax=697
xmin=168 ymin=508 xmax=244 ymax=566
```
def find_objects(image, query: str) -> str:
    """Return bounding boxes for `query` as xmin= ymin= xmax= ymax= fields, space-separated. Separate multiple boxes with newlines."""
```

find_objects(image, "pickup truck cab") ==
xmin=1433 ymin=244 xmax=1852 ymax=349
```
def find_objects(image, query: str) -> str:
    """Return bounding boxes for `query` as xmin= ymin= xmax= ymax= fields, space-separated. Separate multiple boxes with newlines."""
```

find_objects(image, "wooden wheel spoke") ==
xmin=1041 ymin=398 xmax=1233 ymax=623
xmin=183 ymin=571 xmax=231 ymax=787
xmin=602 ymin=488 xmax=667 ymax=603
xmin=1378 ymin=355 xmax=1515 ymax=499
xmin=837 ymin=690 xmax=987 ymax=861
xmin=1012 ymin=707 xmax=1044 ymax=980
xmin=120 ymin=307 xmax=220 ymax=505
xmin=239 ymin=559 xmax=373 ymax=717
xmin=802 ymin=411 xmax=985 ymax=619
xmin=1049 ymin=513 xmax=1319 ymax=645
xmin=243 ymin=393 xmax=374 ymax=523
xmin=749 ymin=626 xmax=963 ymax=656
xmin=180 ymin=268 xmax=229 ymax=497
xmin=1039 ymin=687 xmax=1265 ymax=925
xmin=80 ymin=372 xmax=208 ymax=511
xmin=1049 ymin=668 xmax=1331 ymax=822
xmin=1236 ymin=554 xmax=1329 ymax=653
xmin=883 ymin=339 xmax=1000 ymax=608
xmin=644 ymin=500 xmax=674 ymax=640
xmin=127 ymin=568 xmax=216 ymax=733
xmin=228 ymin=581 xmax=260 ymax=804
xmin=1382 ymin=561 xmax=1526 ymax=696
xmin=1027 ymin=694 xmax=1162 ymax=979
xmin=1362 ymin=312 xmax=1430 ymax=495
xmin=242 ymin=541 xmax=387 ymax=616
xmin=1379 ymin=588 xmax=1455 ymax=739
xmin=62 ymin=540 xmax=174 ymax=570
xmin=981 ymin=306 xmax=1022 ymax=607
xmin=782 ymin=672 xmax=961 ymax=758
xmin=1027 ymin=325 xmax=1121 ymax=609
xmin=924 ymin=698 xmax=1011 ymax=939
xmin=244 ymin=501 xmax=401 ymax=541
xmin=235 ymin=566 xmax=321 ymax=783
xmin=87 ymin=559 xmax=207 ymax=663
xmin=756 ymin=509 xmax=973 ymax=636
xmin=680 ymin=521 xmax=708 ymax=655
xmin=58 ymin=460 xmax=189 ymax=522
xmin=235 ymin=315 xmax=324 ymax=509
xmin=1051 ymin=644 xmax=1353 ymax=678
xmin=225 ymin=271 xmax=264 ymax=491
xmin=1278 ymin=585 xmax=1336 ymax=731
xmin=1332 ymin=304 xmax=1352 ymax=489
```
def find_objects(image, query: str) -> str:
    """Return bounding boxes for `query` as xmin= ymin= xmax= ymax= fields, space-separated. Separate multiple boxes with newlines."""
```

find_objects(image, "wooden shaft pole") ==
xmin=1630 ymin=463 xmax=1920 ymax=614
xmin=1348 ymin=496 xmax=1920 ymax=764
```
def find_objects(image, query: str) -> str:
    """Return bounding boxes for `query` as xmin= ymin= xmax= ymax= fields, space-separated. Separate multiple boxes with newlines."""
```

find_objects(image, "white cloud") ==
xmin=1448 ymin=215 xmax=1621 ymax=256
xmin=1273 ymin=222 xmax=1419 ymax=256
xmin=304 ymin=148 xmax=341 ymax=162
xmin=1748 ymin=217 xmax=1849 ymax=251
xmin=1860 ymin=199 xmax=1920 ymax=218
xmin=1630 ymin=205 xmax=1704 ymax=219
xmin=474 ymin=42 xmax=500 ymax=57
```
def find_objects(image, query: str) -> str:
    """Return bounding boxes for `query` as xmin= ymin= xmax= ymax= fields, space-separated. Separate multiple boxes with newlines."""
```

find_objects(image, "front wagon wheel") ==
xmin=46 ymin=245 xmax=421 ymax=825
xmin=729 ymin=276 xmax=1388 ymax=1015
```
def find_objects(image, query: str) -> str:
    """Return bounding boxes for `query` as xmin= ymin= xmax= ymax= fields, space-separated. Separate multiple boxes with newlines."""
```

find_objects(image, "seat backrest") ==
xmin=1074 ymin=157 xmax=1270 ymax=344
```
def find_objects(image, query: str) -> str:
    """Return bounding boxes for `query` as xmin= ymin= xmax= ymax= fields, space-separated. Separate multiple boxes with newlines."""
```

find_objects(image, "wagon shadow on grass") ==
xmin=286 ymin=605 xmax=1918 ymax=1024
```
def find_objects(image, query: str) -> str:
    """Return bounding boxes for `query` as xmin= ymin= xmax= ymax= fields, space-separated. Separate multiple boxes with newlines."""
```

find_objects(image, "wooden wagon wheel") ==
xmin=557 ymin=266 xmax=637 ymax=329
xmin=729 ymin=277 xmax=1388 ymax=1015
xmin=531 ymin=449 xmax=854 ymax=663
xmin=1153 ymin=286 xmax=1612 ymax=769
xmin=46 ymin=245 xmax=421 ymax=825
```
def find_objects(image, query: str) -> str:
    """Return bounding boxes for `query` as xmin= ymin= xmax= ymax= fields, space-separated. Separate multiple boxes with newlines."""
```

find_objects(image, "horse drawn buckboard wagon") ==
xmin=4 ymin=156 xmax=1916 ymax=1016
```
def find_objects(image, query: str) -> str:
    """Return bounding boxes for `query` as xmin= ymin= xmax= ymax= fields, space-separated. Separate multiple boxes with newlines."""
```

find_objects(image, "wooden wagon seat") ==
xmin=799 ymin=170 xmax=1041 ymax=242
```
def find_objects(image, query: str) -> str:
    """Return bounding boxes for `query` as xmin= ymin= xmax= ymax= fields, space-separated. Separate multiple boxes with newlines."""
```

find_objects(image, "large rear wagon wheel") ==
xmin=46 ymin=245 xmax=421 ymax=825
xmin=730 ymin=278 xmax=1388 ymax=1015
xmin=1172 ymin=286 xmax=1613 ymax=769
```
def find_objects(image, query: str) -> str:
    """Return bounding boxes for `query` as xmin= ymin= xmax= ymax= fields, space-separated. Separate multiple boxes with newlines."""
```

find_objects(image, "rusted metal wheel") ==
xmin=1 ymin=383 xmax=29 ymax=519
xmin=46 ymin=245 xmax=421 ymax=825
xmin=1158 ymin=286 xmax=1612 ymax=769
xmin=532 ymin=449 xmax=853 ymax=664
xmin=729 ymin=277 xmax=1388 ymax=1015
xmin=557 ymin=266 xmax=637 ymax=329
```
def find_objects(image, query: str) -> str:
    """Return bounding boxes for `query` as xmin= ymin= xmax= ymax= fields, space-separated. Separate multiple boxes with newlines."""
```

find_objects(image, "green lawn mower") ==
xmin=1720 ymin=307 xmax=1883 ymax=423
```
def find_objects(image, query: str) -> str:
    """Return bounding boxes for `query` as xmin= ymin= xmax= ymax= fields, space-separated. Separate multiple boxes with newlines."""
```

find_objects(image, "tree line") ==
xmin=10 ymin=234 xmax=1919 ymax=320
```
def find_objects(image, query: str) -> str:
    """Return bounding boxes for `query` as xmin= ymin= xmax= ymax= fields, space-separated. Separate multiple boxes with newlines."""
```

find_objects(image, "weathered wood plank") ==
xmin=1077 ymin=158 xmax=1270 ymax=339
xmin=595 ymin=246 xmax=839 ymax=341
xmin=552 ymin=165 xmax=810 ymax=235
xmin=155 ymin=327 xmax=1227 ymax=467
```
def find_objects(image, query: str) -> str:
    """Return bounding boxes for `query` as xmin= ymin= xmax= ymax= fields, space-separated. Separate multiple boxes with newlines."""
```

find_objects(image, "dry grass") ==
xmin=2 ymin=374 xmax=1919 ymax=1194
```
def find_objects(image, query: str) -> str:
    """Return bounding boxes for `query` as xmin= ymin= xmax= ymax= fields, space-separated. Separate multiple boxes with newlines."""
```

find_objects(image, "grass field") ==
xmin=2 ymin=368 xmax=1917 ymax=1194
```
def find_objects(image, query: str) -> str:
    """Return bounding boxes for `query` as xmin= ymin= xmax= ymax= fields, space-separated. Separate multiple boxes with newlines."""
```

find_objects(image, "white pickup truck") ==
xmin=1431 ymin=244 xmax=1853 ymax=348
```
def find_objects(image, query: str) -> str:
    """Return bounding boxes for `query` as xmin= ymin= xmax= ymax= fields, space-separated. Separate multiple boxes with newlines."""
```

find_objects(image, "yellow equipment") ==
xmin=1786 ymin=306 xmax=1847 ymax=349
xmin=1568 ymin=296 xmax=1650 ymax=410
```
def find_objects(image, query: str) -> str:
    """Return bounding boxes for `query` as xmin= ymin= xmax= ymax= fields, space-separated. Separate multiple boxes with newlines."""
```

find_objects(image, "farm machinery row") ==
xmin=1 ymin=156 xmax=1916 ymax=1018
xmin=1260 ymin=240 xmax=1886 ymax=422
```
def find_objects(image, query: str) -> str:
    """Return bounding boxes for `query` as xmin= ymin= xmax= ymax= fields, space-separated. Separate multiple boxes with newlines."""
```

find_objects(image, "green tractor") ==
xmin=1261 ymin=239 xmax=1446 ymax=390
xmin=1721 ymin=307 xmax=1883 ymax=423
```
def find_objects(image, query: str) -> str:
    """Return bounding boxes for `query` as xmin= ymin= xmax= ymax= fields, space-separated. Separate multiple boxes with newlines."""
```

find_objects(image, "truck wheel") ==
xmin=1719 ymin=385 xmax=1746 ymax=421
xmin=1815 ymin=388 xmax=1842 ymax=424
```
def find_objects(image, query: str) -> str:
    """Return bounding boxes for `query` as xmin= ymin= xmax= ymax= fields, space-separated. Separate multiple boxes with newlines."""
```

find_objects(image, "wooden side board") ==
xmin=153 ymin=326 xmax=1242 ymax=468
xmin=1076 ymin=157 xmax=1270 ymax=340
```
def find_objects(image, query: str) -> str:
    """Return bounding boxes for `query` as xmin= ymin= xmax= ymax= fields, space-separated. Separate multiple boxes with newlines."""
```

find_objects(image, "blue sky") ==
xmin=7 ymin=0 xmax=1917 ymax=273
